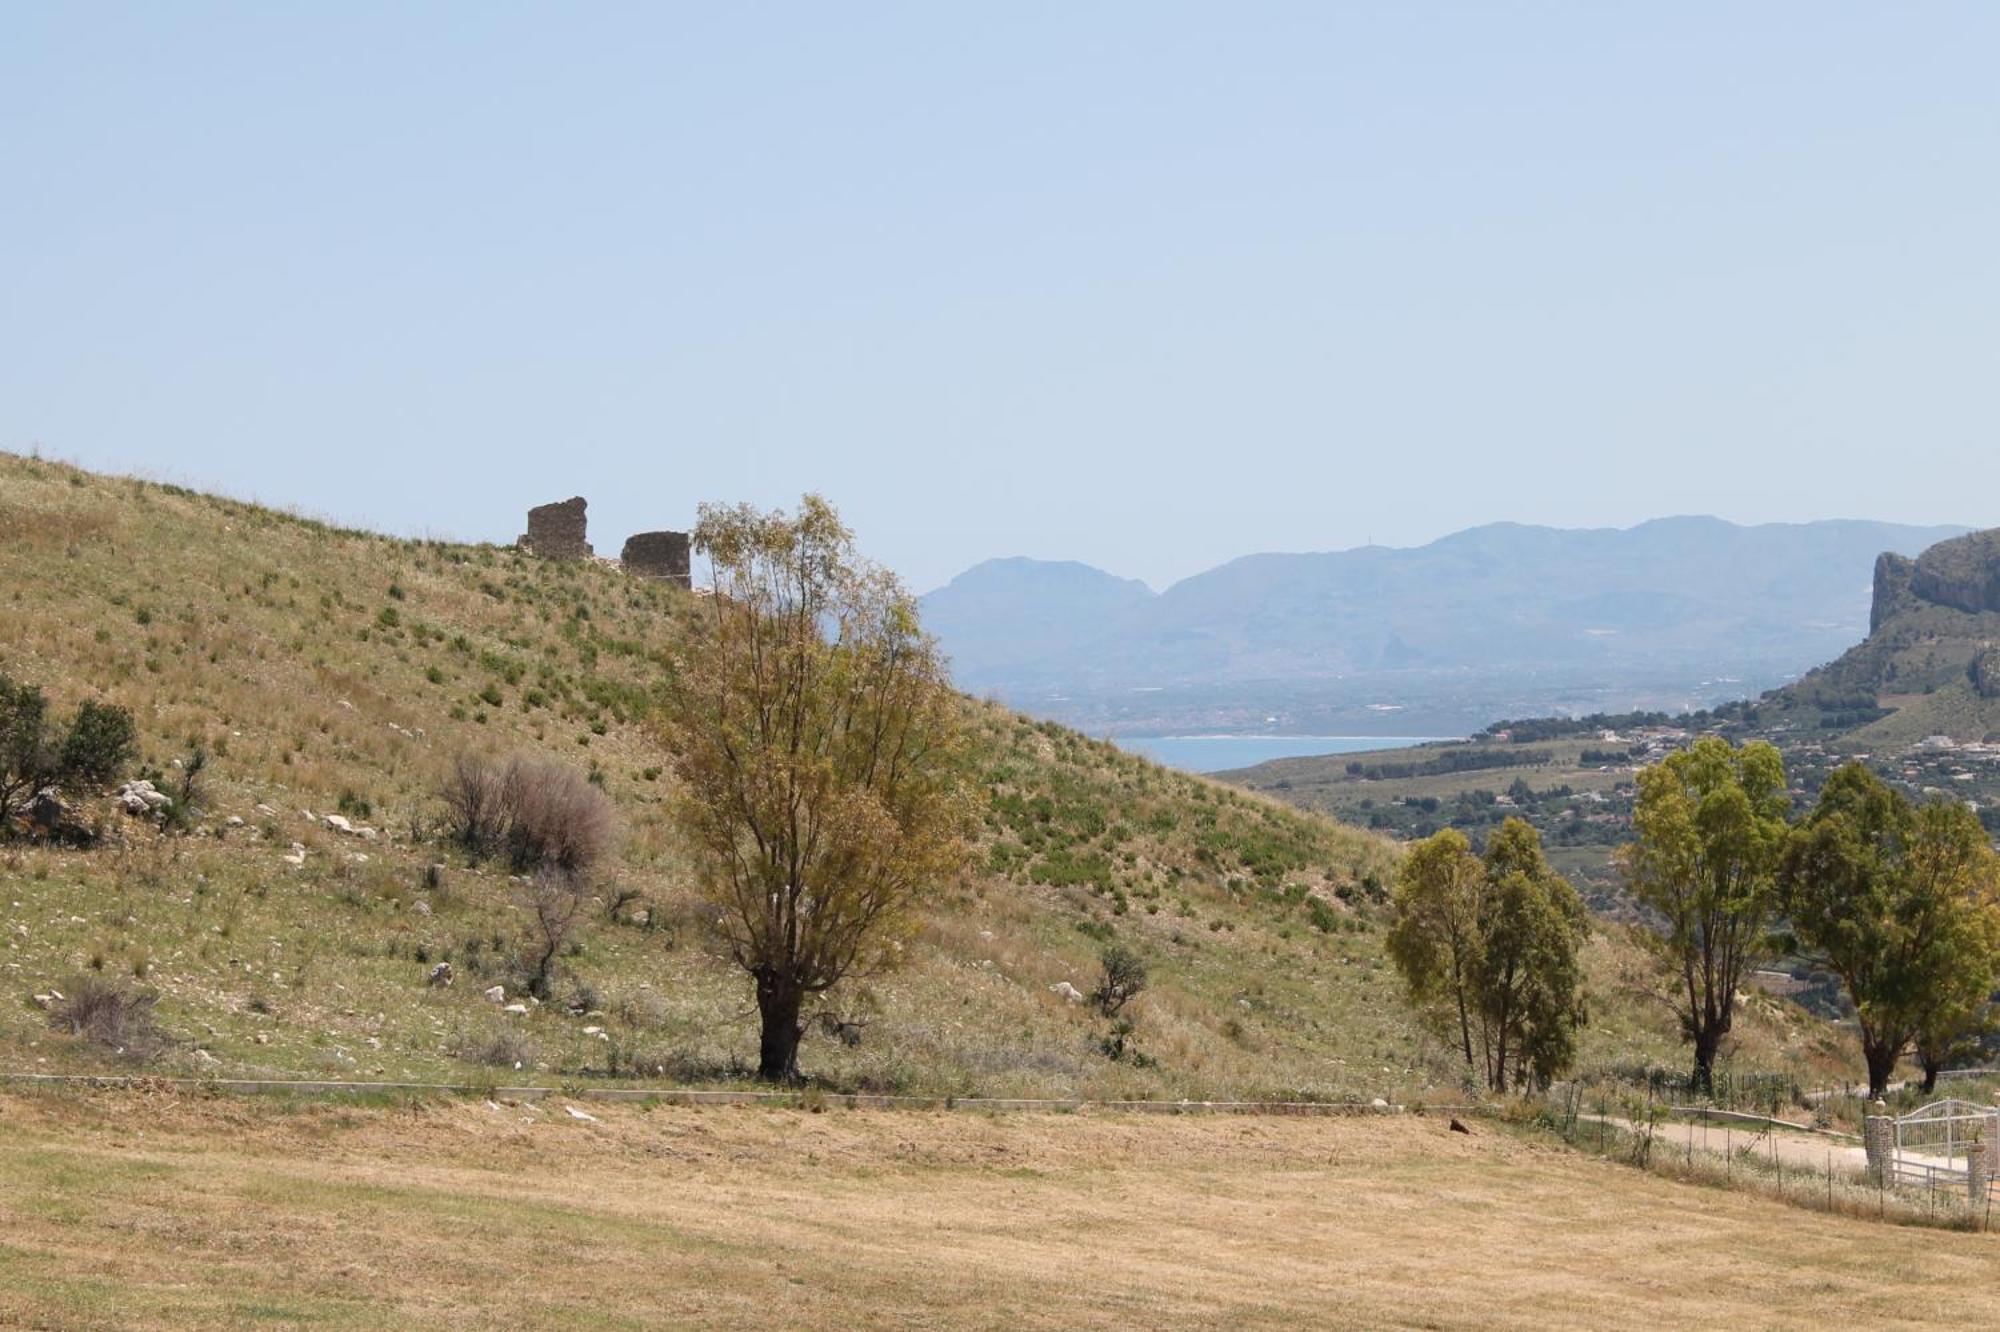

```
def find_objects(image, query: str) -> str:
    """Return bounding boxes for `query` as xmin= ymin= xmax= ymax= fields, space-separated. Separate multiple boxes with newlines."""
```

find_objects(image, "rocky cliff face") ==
xmin=1869 ymin=528 xmax=2000 ymax=627
xmin=1910 ymin=529 xmax=2000 ymax=617
xmin=1816 ymin=526 xmax=2000 ymax=741
xmin=1871 ymin=551 xmax=1916 ymax=632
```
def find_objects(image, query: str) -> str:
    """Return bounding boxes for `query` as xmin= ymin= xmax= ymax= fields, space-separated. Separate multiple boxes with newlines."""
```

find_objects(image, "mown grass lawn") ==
xmin=0 ymin=1089 xmax=1993 ymax=1330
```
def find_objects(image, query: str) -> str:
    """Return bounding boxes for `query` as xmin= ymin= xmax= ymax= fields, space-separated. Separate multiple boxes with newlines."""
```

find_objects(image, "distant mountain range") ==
xmin=921 ymin=517 xmax=1972 ymax=733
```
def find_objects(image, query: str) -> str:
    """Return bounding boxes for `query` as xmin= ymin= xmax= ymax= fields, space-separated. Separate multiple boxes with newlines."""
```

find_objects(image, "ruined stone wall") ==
xmin=621 ymin=530 xmax=691 ymax=587
xmin=519 ymin=497 xmax=592 ymax=560
xmin=516 ymin=496 xmax=697 ymax=586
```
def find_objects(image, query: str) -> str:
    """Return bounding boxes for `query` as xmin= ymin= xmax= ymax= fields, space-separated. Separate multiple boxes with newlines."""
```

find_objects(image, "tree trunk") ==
xmin=1919 ymin=1057 xmax=1940 ymax=1095
xmin=528 ymin=942 xmax=558 ymax=1001
xmin=755 ymin=972 xmax=805 ymax=1083
xmin=1691 ymin=1027 xmax=1721 ymax=1098
xmin=1864 ymin=1038 xmax=1900 ymax=1100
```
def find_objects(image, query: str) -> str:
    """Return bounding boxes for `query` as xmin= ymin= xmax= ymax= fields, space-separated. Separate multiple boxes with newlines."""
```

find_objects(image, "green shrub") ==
xmin=59 ymin=701 xmax=137 ymax=788
xmin=0 ymin=673 xmax=137 ymax=834
xmin=1093 ymin=943 xmax=1147 ymax=1017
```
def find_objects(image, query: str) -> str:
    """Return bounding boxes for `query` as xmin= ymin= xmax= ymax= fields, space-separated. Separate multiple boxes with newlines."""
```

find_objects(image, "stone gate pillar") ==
xmin=1863 ymin=1106 xmax=1894 ymax=1189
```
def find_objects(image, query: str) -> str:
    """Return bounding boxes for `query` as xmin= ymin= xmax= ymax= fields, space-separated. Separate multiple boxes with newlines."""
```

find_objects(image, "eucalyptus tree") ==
xmin=1780 ymin=764 xmax=2000 ymax=1098
xmin=1388 ymin=828 xmax=1487 ymax=1072
xmin=1619 ymin=738 xmax=1790 ymax=1094
xmin=1390 ymin=818 xmax=1588 ymax=1092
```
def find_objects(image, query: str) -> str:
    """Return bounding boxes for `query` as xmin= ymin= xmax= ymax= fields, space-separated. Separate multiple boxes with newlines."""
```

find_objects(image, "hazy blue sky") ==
xmin=6 ymin=5 xmax=1997 ymax=590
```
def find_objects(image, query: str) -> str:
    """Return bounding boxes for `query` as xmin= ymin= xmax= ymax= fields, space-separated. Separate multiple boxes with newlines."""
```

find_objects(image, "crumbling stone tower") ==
xmin=518 ymin=497 xmax=592 ymax=560
xmin=621 ymin=530 xmax=692 ymax=587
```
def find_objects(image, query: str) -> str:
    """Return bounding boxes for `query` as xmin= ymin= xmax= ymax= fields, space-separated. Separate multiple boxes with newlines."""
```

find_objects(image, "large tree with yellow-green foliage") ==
xmin=1779 ymin=764 xmax=2000 ymax=1098
xmin=1618 ymin=737 xmax=1790 ymax=1095
xmin=1389 ymin=818 xmax=1589 ymax=1093
xmin=660 ymin=496 xmax=974 ymax=1082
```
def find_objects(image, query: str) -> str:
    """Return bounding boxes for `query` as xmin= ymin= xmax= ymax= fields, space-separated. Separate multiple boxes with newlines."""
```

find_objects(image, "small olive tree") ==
xmin=1093 ymin=943 xmax=1147 ymax=1017
xmin=661 ymin=496 xmax=973 ymax=1082
xmin=0 ymin=672 xmax=136 ymax=835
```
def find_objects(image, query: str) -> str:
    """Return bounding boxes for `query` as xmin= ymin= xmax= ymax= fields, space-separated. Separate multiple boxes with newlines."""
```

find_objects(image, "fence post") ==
xmin=1863 ymin=1102 xmax=1894 ymax=1190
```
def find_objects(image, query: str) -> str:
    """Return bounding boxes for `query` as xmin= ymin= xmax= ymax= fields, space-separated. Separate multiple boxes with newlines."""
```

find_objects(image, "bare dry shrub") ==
xmin=438 ymin=752 xmax=508 ymax=858
xmin=457 ymin=1025 xmax=538 ymax=1069
xmin=502 ymin=758 xmax=615 ymax=876
xmin=438 ymin=753 xmax=615 ymax=875
xmin=48 ymin=974 xmax=167 ymax=1061
xmin=437 ymin=754 xmax=613 ymax=1000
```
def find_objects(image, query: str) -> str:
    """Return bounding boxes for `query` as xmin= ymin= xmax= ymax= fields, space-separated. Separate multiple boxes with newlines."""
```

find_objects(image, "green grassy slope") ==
xmin=0 ymin=452 xmax=1838 ymax=1097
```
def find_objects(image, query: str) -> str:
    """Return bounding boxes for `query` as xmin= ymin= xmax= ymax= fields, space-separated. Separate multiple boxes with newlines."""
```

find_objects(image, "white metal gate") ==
xmin=1891 ymin=1098 xmax=1998 ymax=1195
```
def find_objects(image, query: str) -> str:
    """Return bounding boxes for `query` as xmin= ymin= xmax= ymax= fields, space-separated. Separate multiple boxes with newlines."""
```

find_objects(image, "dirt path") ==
xmin=1603 ymin=1114 xmax=1979 ymax=1176
xmin=1585 ymin=1115 xmax=1868 ymax=1173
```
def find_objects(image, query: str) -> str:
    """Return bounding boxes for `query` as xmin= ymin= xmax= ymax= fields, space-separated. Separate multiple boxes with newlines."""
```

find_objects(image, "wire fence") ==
xmin=1592 ymin=1062 xmax=1804 ymax=1114
xmin=1548 ymin=1082 xmax=1996 ymax=1233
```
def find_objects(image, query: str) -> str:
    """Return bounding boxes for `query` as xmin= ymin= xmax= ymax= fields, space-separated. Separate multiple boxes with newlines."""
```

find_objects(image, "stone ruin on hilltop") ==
xmin=620 ymin=530 xmax=691 ymax=587
xmin=518 ymin=497 xmax=691 ymax=587
xmin=518 ymin=496 xmax=593 ymax=560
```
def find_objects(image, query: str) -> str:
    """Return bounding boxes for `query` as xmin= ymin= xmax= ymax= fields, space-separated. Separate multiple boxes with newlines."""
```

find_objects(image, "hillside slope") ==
xmin=0 ymin=453 xmax=1836 ymax=1097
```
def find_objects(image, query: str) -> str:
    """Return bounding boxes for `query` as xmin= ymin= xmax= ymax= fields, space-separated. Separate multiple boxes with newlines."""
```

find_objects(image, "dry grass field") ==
xmin=1 ymin=1088 xmax=1994 ymax=1330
